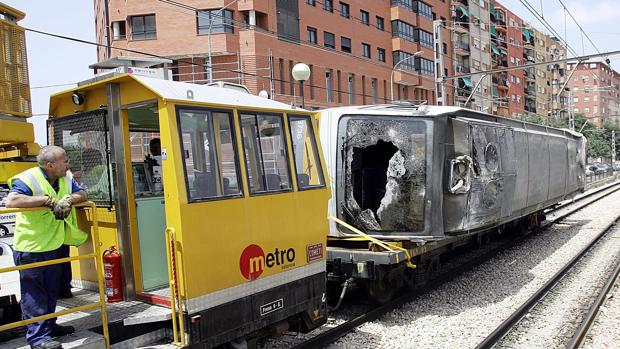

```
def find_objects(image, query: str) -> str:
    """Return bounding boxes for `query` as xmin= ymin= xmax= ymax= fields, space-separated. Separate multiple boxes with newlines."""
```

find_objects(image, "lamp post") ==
xmin=207 ymin=0 xmax=239 ymax=84
xmin=292 ymin=63 xmax=311 ymax=109
xmin=390 ymin=51 xmax=423 ymax=102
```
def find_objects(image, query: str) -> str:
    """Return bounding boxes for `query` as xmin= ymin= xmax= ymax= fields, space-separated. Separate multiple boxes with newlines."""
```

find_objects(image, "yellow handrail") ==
xmin=165 ymin=227 xmax=186 ymax=347
xmin=0 ymin=202 xmax=110 ymax=348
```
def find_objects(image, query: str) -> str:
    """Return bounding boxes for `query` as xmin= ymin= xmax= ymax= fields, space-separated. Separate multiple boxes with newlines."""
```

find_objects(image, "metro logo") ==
xmin=240 ymin=244 xmax=265 ymax=280
xmin=239 ymin=244 xmax=296 ymax=281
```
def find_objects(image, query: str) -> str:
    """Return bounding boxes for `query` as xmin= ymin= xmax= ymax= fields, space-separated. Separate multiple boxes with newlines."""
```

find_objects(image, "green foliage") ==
xmin=556 ymin=114 xmax=618 ymax=160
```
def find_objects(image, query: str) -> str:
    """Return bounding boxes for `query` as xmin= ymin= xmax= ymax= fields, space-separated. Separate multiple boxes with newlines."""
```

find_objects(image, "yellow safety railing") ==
xmin=165 ymin=227 xmax=186 ymax=347
xmin=0 ymin=202 xmax=110 ymax=348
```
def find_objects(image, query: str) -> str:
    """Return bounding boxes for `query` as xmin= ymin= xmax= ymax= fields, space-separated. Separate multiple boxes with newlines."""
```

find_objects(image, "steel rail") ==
xmin=292 ymin=180 xmax=620 ymax=349
xmin=475 ymin=217 xmax=620 ymax=349
xmin=566 ymin=252 xmax=620 ymax=348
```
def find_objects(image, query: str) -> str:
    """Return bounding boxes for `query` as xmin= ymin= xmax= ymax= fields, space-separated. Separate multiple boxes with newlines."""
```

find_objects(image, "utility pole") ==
xmin=612 ymin=130 xmax=616 ymax=166
xmin=433 ymin=20 xmax=447 ymax=105
xmin=568 ymin=88 xmax=575 ymax=131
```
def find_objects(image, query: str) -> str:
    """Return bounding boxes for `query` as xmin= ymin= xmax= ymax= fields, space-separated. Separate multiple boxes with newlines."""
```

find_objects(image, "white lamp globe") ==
xmin=292 ymin=63 xmax=311 ymax=81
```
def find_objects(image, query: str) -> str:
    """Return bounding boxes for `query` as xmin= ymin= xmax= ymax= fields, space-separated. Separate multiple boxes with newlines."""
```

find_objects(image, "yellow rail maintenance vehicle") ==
xmin=47 ymin=72 xmax=330 ymax=347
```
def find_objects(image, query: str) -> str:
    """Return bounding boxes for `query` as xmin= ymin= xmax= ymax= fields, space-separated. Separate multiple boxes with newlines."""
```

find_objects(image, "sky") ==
xmin=5 ymin=0 xmax=620 ymax=144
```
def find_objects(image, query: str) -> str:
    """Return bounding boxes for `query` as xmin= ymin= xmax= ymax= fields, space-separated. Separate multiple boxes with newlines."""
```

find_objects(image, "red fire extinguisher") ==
xmin=103 ymin=246 xmax=123 ymax=303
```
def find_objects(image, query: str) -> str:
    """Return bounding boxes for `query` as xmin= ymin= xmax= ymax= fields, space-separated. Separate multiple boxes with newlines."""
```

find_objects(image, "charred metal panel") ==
xmin=442 ymin=118 xmax=470 ymax=232
xmin=548 ymin=135 xmax=568 ymax=200
xmin=465 ymin=124 xmax=505 ymax=228
xmin=566 ymin=138 xmax=578 ymax=193
xmin=499 ymin=128 xmax=516 ymax=218
xmin=526 ymin=130 xmax=550 ymax=208
xmin=512 ymin=129 xmax=529 ymax=213
xmin=336 ymin=115 xmax=434 ymax=236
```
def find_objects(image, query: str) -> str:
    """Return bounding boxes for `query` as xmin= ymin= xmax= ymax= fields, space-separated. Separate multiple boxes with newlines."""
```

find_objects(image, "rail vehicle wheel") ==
xmin=366 ymin=278 xmax=397 ymax=304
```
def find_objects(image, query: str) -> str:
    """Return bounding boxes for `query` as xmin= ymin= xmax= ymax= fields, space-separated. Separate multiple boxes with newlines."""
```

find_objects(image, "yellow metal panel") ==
xmin=0 ymin=19 xmax=31 ymax=117
xmin=165 ymin=104 xmax=329 ymax=300
xmin=0 ymin=161 xmax=35 ymax=183
xmin=0 ymin=119 xmax=34 ymax=143
xmin=73 ymin=208 xmax=119 ymax=283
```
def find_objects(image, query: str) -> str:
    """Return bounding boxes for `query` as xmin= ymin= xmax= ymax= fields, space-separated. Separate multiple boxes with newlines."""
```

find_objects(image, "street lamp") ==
xmin=292 ymin=63 xmax=311 ymax=109
xmin=207 ymin=0 xmax=239 ymax=84
xmin=390 ymin=51 xmax=423 ymax=102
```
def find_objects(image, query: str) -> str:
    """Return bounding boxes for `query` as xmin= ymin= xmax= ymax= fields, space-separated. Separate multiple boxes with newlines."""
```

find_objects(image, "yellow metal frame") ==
xmin=165 ymin=227 xmax=186 ymax=347
xmin=0 ymin=202 xmax=110 ymax=348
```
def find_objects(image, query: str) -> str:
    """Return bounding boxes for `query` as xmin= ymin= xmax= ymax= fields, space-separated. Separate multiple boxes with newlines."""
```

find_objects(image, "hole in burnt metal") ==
xmin=351 ymin=140 xmax=399 ymax=213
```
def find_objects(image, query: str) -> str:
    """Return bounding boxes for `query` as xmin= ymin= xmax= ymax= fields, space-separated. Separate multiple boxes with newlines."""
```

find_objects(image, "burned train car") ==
xmin=318 ymin=104 xmax=586 ymax=298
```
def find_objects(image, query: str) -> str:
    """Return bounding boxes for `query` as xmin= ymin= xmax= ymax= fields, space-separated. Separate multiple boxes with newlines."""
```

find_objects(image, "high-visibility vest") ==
xmin=8 ymin=167 xmax=88 ymax=252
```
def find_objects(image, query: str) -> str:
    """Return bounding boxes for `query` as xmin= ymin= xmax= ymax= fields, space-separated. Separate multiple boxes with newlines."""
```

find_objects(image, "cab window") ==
xmin=288 ymin=115 xmax=325 ymax=189
xmin=178 ymin=108 xmax=242 ymax=201
xmin=240 ymin=112 xmax=292 ymax=194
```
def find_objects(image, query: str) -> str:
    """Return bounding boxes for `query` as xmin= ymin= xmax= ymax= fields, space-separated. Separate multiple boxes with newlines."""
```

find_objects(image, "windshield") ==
xmin=338 ymin=116 xmax=428 ymax=233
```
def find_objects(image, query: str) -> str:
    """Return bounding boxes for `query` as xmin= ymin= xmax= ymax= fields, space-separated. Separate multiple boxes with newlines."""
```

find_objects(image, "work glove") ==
xmin=43 ymin=195 xmax=59 ymax=209
xmin=53 ymin=194 xmax=73 ymax=220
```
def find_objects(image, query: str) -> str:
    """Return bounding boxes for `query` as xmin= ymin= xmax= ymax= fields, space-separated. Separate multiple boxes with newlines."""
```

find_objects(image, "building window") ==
xmin=240 ymin=113 xmax=292 ymax=194
xmin=348 ymin=74 xmax=355 ymax=104
xmin=416 ymin=57 xmax=434 ymax=75
xmin=341 ymin=36 xmax=351 ymax=53
xmin=376 ymin=16 xmax=384 ymax=30
xmin=197 ymin=10 xmax=234 ymax=35
xmin=340 ymin=2 xmax=350 ymax=18
xmin=288 ymin=115 xmax=326 ymax=189
xmin=371 ymin=79 xmax=377 ymax=104
xmin=326 ymin=69 xmax=333 ymax=102
xmin=584 ymin=107 xmax=590 ymax=113
xmin=362 ymin=43 xmax=371 ymax=58
xmin=390 ymin=0 xmax=433 ymax=20
xmin=360 ymin=10 xmax=370 ymax=25
xmin=377 ymin=47 xmax=386 ymax=62
xmin=130 ymin=14 xmax=156 ymax=40
xmin=178 ymin=108 xmax=242 ymax=201
xmin=391 ymin=21 xmax=433 ymax=48
xmin=112 ymin=21 xmax=126 ymax=40
xmin=324 ymin=0 xmax=333 ymax=12
xmin=306 ymin=0 xmax=316 ymax=6
xmin=392 ymin=51 xmax=416 ymax=71
xmin=324 ymin=31 xmax=335 ymax=48
xmin=307 ymin=27 xmax=317 ymax=44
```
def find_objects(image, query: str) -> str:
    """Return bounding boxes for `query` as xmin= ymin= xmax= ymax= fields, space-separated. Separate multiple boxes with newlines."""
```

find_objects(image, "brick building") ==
xmin=567 ymin=59 xmax=620 ymax=128
xmin=92 ymin=0 xmax=567 ymax=120
xmin=94 ymin=0 xmax=457 ymax=109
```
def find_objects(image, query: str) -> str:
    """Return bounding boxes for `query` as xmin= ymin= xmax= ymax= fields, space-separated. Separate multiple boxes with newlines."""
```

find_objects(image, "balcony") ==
xmin=525 ymin=104 xmax=536 ymax=113
xmin=524 ymin=87 xmax=536 ymax=95
xmin=452 ymin=0 xmax=469 ymax=6
xmin=523 ymin=68 xmax=535 ymax=80
xmin=497 ymin=36 xmax=507 ymax=48
xmin=494 ymin=11 xmax=506 ymax=26
xmin=456 ymin=64 xmax=471 ymax=73
xmin=493 ymin=75 xmax=509 ymax=90
xmin=493 ymin=58 xmax=508 ymax=68
xmin=454 ymin=41 xmax=470 ymax=55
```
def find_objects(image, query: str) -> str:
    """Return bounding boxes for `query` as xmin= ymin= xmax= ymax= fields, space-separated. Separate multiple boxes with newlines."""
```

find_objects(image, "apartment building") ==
xmin=546 ymin=36 xmax=568 ymax=122
xmin=452 ymin=0 xmax=492 ymax=112
xmin=93 ymin=0 xmax=457 ymax=109
xmin=567 ymin=59 xmax=620 ymax=127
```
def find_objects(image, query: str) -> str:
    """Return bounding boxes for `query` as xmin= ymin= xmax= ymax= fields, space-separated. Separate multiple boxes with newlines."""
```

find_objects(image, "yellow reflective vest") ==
xmin=9 ymin=167 xmax=88 ymax=252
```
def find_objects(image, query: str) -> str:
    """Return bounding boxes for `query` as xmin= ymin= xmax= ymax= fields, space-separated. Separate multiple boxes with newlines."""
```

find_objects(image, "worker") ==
xmin=145 ymin=137 xmax=163 ymax=192
xmin=5 ymin=145 xmax=88 ymax=349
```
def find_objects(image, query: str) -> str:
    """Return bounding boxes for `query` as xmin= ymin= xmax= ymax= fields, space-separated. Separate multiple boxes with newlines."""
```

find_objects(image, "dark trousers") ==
xmin=59 ymin=244 xmax=72 ymax=293
xmin=13 ymin=248 xmax=62 ymax=347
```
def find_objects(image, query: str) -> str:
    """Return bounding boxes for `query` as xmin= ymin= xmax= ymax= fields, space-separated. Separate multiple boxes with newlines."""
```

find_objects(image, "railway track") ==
xmin=279 ymin=180 xmax=620 ymax=349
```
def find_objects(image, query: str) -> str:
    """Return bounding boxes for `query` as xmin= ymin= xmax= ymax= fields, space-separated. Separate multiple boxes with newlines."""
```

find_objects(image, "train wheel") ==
xmin=366 ymin=278 xmax=396 ymax=304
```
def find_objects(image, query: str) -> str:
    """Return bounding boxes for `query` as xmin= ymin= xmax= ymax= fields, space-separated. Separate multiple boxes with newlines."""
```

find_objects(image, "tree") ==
xmin=556 ymin=114 xmax=611 ymax=161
